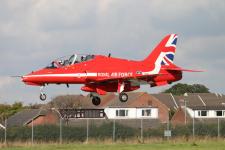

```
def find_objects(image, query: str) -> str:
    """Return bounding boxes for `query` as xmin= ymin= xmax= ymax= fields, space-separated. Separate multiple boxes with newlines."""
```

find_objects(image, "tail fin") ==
xmin=143 ymin=34 xmax=178 ymax=66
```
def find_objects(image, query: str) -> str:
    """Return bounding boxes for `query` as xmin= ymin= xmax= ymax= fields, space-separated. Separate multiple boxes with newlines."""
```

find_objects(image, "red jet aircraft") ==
xmin=22 ymin=34 xmax=201 ymax=105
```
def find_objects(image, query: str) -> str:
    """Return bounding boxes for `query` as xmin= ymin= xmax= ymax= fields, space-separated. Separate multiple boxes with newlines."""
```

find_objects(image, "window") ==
xmin=46 ymin=61 xmax=59 ymax=69
xmin=75 ymin=54 xmax=95 ymax=63
xmin=201 ymin=111 xmax=207 ymax=116
xmin=142 ymin=109 xmax=151 ymax=116
xmin=45 ymin=54 xmax=95 ymax=69
xmin=216 ymin=111 xmax=223 ymax=116
xmin=198 ymin=110 xmax=208 ymax=117
xmin=116 ymin=109 xmax=128 ymax=117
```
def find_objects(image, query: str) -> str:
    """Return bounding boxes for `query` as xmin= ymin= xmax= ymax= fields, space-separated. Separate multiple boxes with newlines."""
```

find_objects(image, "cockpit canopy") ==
xmin=46 ymin=54 xmax=95 ymax=69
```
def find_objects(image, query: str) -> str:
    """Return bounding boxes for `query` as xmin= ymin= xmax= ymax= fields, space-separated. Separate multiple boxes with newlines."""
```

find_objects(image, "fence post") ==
xmin=86 ymin=119 xmax=89 ymax=143
xmin=31 ymin=119 xmax=33 ymax=145
xmin=218 ymin=118 xmax=220 ymax=138
xmin=140 ymin=119 xmax=143 ymax=143
xmin=167 ymin=118 xmax=170 ymax=140
xmin=60 ymin=118 xmax=62 ymax=144
xmin=113 ymin=119 xmax=115 ymax=142
xmin=192 ymin=111 xmax=195 ymax=138
xmin=4 ymin=119 xmax=7 ymax=145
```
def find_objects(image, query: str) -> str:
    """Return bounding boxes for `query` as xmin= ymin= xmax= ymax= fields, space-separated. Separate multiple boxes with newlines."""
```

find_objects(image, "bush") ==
xmin=0 ymin=122 xmax=137 ymax=142
xmin=144 ymin=125 xmax=164 ymax=138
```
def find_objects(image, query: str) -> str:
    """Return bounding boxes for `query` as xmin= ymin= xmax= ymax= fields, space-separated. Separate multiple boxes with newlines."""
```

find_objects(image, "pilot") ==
xmin=58 ymin=60 xmax=63 ymax=65
xmin=50 ymin=61 xmax=56 ymax=68
xmin=81 ymin=56 xmax=86 ymax=62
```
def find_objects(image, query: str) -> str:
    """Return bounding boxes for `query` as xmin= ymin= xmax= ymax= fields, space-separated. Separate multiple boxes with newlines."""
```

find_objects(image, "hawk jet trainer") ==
xmin=22 ymin=34 xmax=201 ymax=105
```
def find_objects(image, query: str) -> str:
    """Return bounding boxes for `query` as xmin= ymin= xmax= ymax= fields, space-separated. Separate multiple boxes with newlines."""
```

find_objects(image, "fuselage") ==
xmin=21 ymin=34 xmax=197 ymax=105
xmin=22 ymin=55 xmax=182 ymax=87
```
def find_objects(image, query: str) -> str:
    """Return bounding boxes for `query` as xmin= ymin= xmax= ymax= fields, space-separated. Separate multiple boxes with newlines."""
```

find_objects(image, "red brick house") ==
xmin=7 ymin=92 xmax=225 ymax=127
xmin=6 ymin=109 xmax=59 ymax=127
xmin=171 ymin=93 xmax=225 ymax=125
xmin=101 ymin=92 xmax=169 ymax=123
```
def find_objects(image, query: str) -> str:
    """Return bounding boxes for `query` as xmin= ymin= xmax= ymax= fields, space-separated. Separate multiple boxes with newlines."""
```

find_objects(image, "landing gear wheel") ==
xmin=40 ymin=93 xmax=47 ymax=101
xmin=92 ymin=96 xmax=101 ymax=106
xmin=119 ymin=92 xmax=128 ymax=102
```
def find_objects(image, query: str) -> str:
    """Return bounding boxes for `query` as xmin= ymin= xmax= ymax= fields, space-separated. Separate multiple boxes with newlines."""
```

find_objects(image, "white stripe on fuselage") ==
xmin=24 ymin=73 xmax=97 ymax=78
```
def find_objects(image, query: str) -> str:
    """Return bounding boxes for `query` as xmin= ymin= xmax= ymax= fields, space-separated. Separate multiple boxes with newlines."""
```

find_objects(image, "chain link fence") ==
xmin=1 ymin=118 xmax=225 ymax=144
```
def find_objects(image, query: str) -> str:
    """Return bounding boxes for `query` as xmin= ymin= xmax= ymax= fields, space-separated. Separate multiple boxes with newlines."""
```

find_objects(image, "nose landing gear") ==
xmin=39 ymin=86 xmax=47 ymax=101
xmin=40 ymin=93 xmax=47 ymax=101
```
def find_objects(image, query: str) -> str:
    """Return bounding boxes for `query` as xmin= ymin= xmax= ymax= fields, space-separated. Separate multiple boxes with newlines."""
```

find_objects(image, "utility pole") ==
xmin=184 ymin=100 xmax=187 ymax=124
xmin=184 ymin=93 xmax=188 ymax=125
xmin=164 ymin=111 xmax=172 ymax=140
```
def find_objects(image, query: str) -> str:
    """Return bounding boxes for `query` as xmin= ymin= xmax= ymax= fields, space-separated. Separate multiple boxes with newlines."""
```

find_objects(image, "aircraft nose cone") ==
xmin=21 ymin=76 xmax=28 ymax=82
xmin=21 ymin=75 xmax=36 ymax=86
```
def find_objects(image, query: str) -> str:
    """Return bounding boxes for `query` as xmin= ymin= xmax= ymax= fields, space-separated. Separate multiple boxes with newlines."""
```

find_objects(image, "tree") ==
xmin=163 ymin=83 xmax=210 ymax=95
xmin=48 ymin=95 xmax=88 ymax=109
xmin=0 ymin=102 xmax=24 ymax=122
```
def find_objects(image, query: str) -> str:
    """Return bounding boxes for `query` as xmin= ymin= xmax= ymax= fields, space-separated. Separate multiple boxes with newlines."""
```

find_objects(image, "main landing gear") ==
xmin=119 ymin=92 xmax=128 ymax=102
xmin=90 ymin=93 xmax=101 ymax=106
xmin=90 ymin=92 xmax=129 ymax=106
xmin=92 ymin=96 xmax=101 ymax=106
xmin=117 ymin=81 xmax=128 ymax=102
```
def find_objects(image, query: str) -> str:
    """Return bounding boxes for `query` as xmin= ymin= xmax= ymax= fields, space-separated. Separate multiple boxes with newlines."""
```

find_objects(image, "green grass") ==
xmin=1 ymin=140 xmax=225 ymax=150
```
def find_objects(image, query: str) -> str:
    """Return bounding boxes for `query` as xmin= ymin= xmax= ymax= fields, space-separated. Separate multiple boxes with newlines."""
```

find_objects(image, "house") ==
xmin=55 ymin=92 xmax=167 ymax=122
xmin=171 ymin=93 xmax=225 ymax=125
xmin=6 ymin=109 xmax=59 ymax=127
xmin=4 ymin=92 xmax=170 ymax=128
xmin=59 ymin=108 xmax=105 ymax=119
xmin=7 ymin=92 xmax=225 ymax=127
xmin=104 ymin=107 xmax=158 ymax=119
xmin=152 ymin=93 xmax=180 ymax=110
xmin=52 ymin=92 xmax=164 ymax=129
xmin=102 ymin=92 xmax=169 ymax=123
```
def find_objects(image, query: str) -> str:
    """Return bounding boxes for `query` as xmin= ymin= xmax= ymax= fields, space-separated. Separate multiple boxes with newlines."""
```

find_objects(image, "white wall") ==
xmin=104 ymin=107 xmax=158 ymax=119
xmin=185 ymin=107 xmax=225 ymax=118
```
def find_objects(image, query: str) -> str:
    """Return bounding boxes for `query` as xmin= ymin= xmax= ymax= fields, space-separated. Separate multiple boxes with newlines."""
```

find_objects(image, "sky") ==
xmin=0 ymin=0 xmax=225 ymax=104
